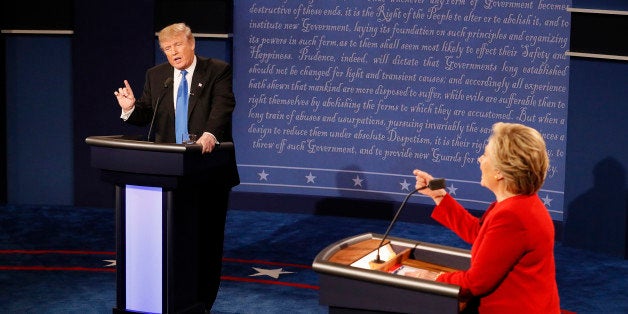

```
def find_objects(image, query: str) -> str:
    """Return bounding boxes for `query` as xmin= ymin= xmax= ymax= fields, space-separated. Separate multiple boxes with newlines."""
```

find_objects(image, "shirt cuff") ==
xmin=203 ymin=132 xmax=220 ymax=144
xmin=120 ymin=107 xmax=134 ymax=120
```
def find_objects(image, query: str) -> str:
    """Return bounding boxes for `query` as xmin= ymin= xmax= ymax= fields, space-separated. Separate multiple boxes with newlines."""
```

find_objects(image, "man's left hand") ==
xmin=196 ymin=133 xmax=217 ymax=154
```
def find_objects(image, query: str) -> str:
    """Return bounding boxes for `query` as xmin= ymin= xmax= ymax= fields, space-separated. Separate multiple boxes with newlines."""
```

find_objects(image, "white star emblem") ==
xmin=103 ymin=259 xmax=116 ymax=267
xmin=447 ymin=184 xmax=458 ymax=196
xmin=305 ymin=172 xmax=316 ymax=183
xmin=250 ymin=267 xmax=293 ymax=279
xmin=542 ymin=194 xmax=553 ymax=207
xmin=399 ymin=179 xmax=411 ymax=191
xmin=258 ymin=170 xmax=269 ymax=181
xmin=352 ymin=175 xmax=363 ymax=187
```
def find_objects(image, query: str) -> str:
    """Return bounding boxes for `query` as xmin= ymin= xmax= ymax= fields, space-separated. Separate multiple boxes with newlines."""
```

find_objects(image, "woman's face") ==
xmin=478 ymin=141 xmax=500 ymax=191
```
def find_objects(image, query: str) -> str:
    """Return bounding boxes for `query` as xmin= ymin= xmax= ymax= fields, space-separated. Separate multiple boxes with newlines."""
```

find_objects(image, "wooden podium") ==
xmin=86 ymin=135 xmax=234 ymax=314
xmin=313 ymin=233 xmax=472 ymax=314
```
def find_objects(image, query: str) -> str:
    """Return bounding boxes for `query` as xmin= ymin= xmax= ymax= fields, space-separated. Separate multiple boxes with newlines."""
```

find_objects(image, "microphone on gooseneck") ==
xmin=147 ymin=77 xmax=173 ymax=141
xmin=372 ymin=178 xmax=446 ymax=264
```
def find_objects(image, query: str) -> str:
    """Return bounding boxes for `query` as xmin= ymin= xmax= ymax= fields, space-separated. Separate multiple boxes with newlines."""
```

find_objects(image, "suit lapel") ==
xmin=188 ymin=58 xmax=208 ymax=117
xmin=155 ymin=67 xmax=175 ymax=128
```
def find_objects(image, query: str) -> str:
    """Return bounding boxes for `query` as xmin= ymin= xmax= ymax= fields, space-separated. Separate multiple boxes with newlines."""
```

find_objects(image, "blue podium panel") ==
xmin=125 ymin=185 xmax=163 ymax=313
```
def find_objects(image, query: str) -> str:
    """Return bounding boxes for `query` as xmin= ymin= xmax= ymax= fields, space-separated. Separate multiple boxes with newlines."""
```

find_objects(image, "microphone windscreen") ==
xmin=163 ymin=77 xmax=173 ymax=88
xmin=428 ymin=178 xmax=446 ymax=190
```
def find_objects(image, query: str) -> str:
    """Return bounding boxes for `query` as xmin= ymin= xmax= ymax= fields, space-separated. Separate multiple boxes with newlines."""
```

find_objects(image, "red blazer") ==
xmin=432 ymin=194 xmax=560 ymax=314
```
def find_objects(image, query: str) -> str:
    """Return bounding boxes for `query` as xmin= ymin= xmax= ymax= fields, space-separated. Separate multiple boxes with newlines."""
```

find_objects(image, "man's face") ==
xmin=160 ymin=34 xmax=195 ymax=70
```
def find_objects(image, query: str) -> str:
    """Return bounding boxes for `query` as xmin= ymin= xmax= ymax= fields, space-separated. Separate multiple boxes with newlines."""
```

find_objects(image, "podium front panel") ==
xmin=124 ymin=185 xmax=163 ymax=313
xmin=319 ymin=274 xmax=460 ymax=313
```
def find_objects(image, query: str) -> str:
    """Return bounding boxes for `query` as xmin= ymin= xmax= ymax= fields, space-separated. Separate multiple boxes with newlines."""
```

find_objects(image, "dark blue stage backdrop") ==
xmin=232 ymin=0 xmax=571 ymax=221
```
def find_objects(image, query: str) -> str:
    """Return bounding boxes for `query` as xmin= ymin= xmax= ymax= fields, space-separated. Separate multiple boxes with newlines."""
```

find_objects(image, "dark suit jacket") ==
xmin=125 ymin=56 xmax=239 ymax=187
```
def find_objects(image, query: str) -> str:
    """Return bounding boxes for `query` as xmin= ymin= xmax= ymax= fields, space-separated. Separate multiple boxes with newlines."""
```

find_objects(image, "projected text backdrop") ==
xmin=233 ymin=0 xmax=570 ymax=220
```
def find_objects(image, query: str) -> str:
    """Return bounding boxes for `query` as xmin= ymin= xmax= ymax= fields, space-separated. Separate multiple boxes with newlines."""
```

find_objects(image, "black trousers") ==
xmin=196 ymin=186 xmax=231 ymax=309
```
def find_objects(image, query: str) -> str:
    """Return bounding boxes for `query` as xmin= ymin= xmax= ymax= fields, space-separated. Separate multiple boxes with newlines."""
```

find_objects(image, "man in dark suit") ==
xmin=114 ymin=22 xmax=239 ymax=311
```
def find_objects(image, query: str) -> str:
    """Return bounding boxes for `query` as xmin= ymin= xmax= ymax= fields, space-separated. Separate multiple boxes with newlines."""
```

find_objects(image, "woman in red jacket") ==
xmin=413 ymin=122 xmax=560 ymax=313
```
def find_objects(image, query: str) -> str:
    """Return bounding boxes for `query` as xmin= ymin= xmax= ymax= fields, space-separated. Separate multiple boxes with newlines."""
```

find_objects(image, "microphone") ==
xmin=146 ymin=77 xmax=173 ymax=141
xmin=372 ymin=178 xmax=446 ymax=265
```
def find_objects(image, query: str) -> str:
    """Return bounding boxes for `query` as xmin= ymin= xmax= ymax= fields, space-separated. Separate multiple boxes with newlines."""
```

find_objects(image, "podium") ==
xmin=86 ymin=135 xmax=235 ymax=314
xmin=313 ymin=233 xmax=472 ymax=314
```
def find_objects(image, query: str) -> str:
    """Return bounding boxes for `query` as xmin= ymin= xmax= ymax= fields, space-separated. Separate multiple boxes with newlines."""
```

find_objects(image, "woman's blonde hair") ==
xmin=487 ymin=122 xmax=549 ymax=195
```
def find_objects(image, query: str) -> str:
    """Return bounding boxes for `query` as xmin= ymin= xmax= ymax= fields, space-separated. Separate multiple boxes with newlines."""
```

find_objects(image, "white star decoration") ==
xmin=250 ymin=267 xmax=293 ymax=279
xmin=103 ymin=259 xmax=116 ymax=267
xmin=258 ymin=170 xmax=269 ymax=181
xmin=446 ymin=184 xmax=458 ymax=196
xmin=542 ymin=194 xmax=553 ymax=207
xmin=305 ymin=172 xmax=316 ymax=183
xmin=352 ymin=175 xmax=364 ymax=187
xmin=399 ymin=179 xmax=411 ymax=191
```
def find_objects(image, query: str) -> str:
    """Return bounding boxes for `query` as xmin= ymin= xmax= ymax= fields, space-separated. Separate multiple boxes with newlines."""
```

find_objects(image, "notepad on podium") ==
xmin=329 ymin=238 xmax=460 ymax=280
